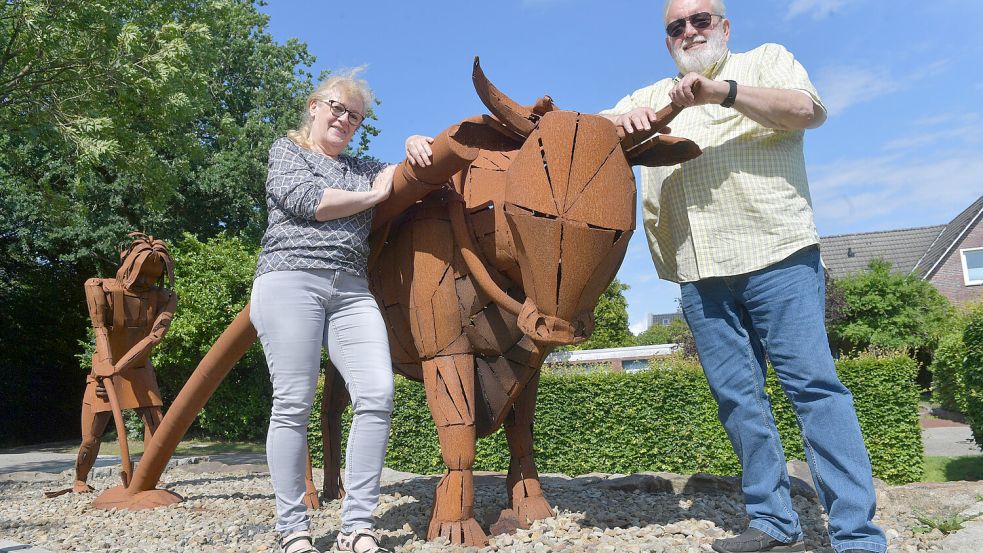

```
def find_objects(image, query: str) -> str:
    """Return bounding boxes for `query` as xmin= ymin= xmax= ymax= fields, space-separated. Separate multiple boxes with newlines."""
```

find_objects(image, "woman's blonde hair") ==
xmin=287 ymin=67 xmax=374 ymax=150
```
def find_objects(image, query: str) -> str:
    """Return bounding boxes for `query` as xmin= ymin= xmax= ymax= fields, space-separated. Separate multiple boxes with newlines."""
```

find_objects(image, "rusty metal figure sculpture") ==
xmin=90 ymin=60 xmax=699 ymax=546
xmin=46 ymin=233 xmax=176 ymax=499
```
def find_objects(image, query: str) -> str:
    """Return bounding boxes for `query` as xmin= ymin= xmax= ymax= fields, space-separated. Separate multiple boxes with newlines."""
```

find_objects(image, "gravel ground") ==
xmin=1 ymin=459 xmax=980 ymax=552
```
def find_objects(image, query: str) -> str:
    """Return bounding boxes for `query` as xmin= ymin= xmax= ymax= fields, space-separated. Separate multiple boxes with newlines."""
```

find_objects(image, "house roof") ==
xmin=912 ymin=195 xmax=983 ymax=279
xmin=820 ymin=225 xmax=946 ymax=279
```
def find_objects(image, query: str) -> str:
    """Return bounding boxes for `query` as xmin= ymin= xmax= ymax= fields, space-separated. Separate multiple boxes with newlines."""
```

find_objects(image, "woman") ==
xmin=250 ymin=70 xmax=432 ymax=553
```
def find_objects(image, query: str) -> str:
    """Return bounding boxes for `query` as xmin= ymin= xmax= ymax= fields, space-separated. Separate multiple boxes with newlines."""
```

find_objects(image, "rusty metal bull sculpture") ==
xmin=90 ymin=59 xmax=700 ymax=548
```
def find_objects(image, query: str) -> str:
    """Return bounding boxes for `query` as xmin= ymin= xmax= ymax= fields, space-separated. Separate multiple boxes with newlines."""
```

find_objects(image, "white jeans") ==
xmin=251 ymin=268 xmax=393 ymax=535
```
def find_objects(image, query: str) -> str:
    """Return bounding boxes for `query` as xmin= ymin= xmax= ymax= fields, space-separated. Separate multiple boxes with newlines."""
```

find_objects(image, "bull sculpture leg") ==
xmin=317 ymin=364 xmax=350 ymax=503
xmin=423 ymin=354 xmax=488 ymax=547
xmin=503 ymin=370 xmax=553 ymax=526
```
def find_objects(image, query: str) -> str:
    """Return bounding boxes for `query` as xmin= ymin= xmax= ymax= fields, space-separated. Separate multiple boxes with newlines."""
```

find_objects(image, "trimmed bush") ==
xmin=828 ymin=354 xmax=923 ymax=483
xmin=309 ymin=352 xmax=922 ymax=484
xmin=963 ymin=303 xmax=983 ymax=449
xmin=932 ymin=331 xmax=968 ymax=414
xmin=152 ymin=232 xmax=270 ymax=440
xmin=828 ymin=259 xmax=952 ymax=357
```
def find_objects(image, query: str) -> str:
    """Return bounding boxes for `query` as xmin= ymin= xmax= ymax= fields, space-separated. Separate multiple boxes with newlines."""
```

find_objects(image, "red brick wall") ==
xmin=928 ymin=218 xmax=983 ymax=304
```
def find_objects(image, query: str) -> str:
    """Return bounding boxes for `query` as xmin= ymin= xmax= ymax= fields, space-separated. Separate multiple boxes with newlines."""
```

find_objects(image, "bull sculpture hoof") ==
xmin=425 ymin=468 xmax=489 ymax=546
xmin=427 ymin=517 xmax=488 ymax=547
xmin=91 ymin=485 xmax=183 ymax=510
xmin=512 ymin=494 xmax=554 ymax=528
xmin=73 ymin=481 xmax=96 ymax=494
xmin=303 ymin=482 xmax=321 ymax=510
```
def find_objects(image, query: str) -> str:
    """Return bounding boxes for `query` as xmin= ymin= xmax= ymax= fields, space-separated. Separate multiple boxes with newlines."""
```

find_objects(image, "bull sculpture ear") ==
xmin=618 ymin=99 xmax=701 ymax=167
xmin=625 ymin=134 xmax=702 ymax=167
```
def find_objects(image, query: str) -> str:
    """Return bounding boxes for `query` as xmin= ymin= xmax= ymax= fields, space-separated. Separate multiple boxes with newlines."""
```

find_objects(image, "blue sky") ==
xmin=259 ymin=0 xmax=983 ymax=333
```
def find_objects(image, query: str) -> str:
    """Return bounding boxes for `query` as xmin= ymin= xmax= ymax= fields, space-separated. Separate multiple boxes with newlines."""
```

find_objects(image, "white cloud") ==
xmin=908 ymin=59 xmax=950 ymax=80
xmin=630 ymin=319 xmax=649 ymax=335
xmin=809 ymin=153 xmax=983 ymax=233
xmin=911 ymin=112 xmax=980 ymax=127
xmin=814 ymin=57 xmax=950 ymax=117
xmin=785 ymin=0 xmax=859 ymax=20
xmin=880 ymin=125 xmax=979 ymax=152
xmin=814 ymin=66 xmax=902 ymax=116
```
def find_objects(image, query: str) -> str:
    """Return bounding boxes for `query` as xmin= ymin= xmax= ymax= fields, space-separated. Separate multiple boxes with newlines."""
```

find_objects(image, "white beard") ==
xmin=670 ymin=28 xmax=728 ymax=75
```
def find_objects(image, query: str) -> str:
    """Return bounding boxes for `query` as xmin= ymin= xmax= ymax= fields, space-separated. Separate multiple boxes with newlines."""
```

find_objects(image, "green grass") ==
xmin=913 ymin=511 xmax=981 ymax=535
xmin=923 ymin=455 xmax=983 ymax=482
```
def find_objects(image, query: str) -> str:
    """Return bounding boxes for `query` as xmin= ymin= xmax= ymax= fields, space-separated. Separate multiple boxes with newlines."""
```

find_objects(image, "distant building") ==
xmin=820 ymin=195 xmax=983 ymax=304
xmin=545 ymin=344 xmax=677 ymax=372
xmin=648 ymin=311 xmax=685 ymax=328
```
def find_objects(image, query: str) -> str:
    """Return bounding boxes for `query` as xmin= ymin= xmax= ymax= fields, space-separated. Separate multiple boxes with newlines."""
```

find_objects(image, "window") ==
xmin=962 ymin=247 xmax=983 ymax=285
xmin=662 ymin=318 xmax=671 ymax=325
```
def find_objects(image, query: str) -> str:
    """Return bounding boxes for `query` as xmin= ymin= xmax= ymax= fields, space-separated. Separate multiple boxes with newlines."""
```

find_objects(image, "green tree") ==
xmin=636 ymin=318 xmax=683 ymax=345
xmin=570 ymin=278 xmax=634 ymax=350
xmin=0 ymin=0 xmax=357 ymax=445
xmin=0 ymin=0 xmax=320 ymax=270
xmin=828 ymin=259 xmax=953 ymax=357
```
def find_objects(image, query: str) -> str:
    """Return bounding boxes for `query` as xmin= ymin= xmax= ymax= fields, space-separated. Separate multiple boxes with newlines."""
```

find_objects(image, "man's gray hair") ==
xmin=663 ymin=0 xmax=726 ymax=22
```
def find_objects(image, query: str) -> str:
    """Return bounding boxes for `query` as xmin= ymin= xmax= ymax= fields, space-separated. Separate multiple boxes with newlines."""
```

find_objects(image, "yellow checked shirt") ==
xmin=605 ymin=43 xmax=826 ymax=283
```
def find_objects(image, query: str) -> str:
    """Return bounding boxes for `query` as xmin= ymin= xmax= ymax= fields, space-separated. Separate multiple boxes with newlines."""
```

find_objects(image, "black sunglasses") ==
xmin=665 ymin=12 xmax=724 ymax=38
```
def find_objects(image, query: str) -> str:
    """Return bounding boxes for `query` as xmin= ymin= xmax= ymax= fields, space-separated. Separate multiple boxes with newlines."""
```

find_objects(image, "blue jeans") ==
xmin=251 ymin=268 xmax=394 ymax=535
xmin=679 ymin=246 xmax=886 ymax=553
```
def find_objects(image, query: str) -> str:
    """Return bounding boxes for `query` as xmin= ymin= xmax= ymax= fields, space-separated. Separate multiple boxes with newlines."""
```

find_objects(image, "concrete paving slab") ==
xmin=0 ymin=451 xmax=120 ymax=476
xmin=922 ymin=426 xmax=982 ymax=457
xmin=0 ymin=539 xmax=55 ymax=552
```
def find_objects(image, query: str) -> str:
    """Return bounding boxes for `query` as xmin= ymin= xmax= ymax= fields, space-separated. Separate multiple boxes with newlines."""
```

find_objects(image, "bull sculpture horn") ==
xmin=472 ymin=57 xmax=541 ymax=138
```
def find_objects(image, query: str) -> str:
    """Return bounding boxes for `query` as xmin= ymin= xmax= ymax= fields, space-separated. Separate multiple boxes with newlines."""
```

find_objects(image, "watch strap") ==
xmin=720 ymin=79 xmax=737 ymax=108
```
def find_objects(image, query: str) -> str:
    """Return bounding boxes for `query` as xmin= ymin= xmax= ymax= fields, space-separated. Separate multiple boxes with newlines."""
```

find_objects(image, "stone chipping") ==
xmin=1 ymin=458 xmax=979 ymax=552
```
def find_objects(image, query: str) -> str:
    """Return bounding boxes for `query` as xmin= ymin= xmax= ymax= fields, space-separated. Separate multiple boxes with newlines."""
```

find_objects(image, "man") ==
xmin=602 ymin=1 xmax=886 ymax=552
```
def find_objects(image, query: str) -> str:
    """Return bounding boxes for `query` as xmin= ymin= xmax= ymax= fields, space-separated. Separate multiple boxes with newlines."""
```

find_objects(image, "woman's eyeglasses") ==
xmin=323 ymin=99 xmax=365 ymax=125
xmin=665 ymin=12 xmax=724 ymax=38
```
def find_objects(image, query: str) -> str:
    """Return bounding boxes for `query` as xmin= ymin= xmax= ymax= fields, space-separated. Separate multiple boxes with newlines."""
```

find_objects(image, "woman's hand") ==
xmin=405 ymin=135 xmax=434 ymax=167
xmin=371 ymin=164 xmax=397 ymax=204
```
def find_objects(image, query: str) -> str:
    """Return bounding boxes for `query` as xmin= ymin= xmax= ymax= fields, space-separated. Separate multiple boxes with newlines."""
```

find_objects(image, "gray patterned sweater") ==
xmin=254 ymin=137 xmax=388 ymax=279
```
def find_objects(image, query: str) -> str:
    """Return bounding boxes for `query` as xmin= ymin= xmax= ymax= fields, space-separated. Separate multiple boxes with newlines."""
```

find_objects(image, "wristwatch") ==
xmin=720 ymin=79 xmax=737 ymax=108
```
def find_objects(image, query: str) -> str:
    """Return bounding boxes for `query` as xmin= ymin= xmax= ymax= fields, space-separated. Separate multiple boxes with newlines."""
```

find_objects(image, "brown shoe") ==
xmin=711 ymin=527 xmax=805 ymax=553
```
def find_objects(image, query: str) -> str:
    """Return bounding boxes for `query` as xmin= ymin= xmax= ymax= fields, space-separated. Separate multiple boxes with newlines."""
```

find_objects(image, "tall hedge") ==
xmin=932 ymin=331 xmax=968 ymax=414
xmin=963 ymin=304 xmax=983 ymax=449
xmin=152 ymin=233 xmax=270 ymax=440
xmin=309 ymin=353 xmax=922 ymax=484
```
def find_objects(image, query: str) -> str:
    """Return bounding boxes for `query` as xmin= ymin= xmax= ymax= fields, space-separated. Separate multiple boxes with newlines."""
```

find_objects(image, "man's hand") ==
xmin=613 ymin=107 xmax=671 ymax=134
xmin=669 ymin=73 xmax=727 ymax=107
